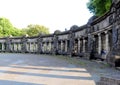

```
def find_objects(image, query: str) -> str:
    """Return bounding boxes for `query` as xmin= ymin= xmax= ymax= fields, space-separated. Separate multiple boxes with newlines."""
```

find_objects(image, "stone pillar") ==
xmin=16 ymin=43 xmax=18 ymax=51
xmin=18 ymin=43 xmax=21 ymax=52
xmin=33 ymin=42 xmax=35 ymax=52
xmin=34 ymin=42 xmax=37 ymax=52
xmin=21 ymin=36 xmax=27 ymax=53
xmin=45 ymin=42 xmax=47 ymax=52
xmin=98 ymin=33 xmax=101 ymax=54
xmin=13 ymin=43 xmax=15 ymax=51
xmin=30 ymin=42 xmax=32 ymax=52
xmin=88 ymin=34 xmax=92 ymax=52
xmin=105 ymin=31 xmax=109 ymax=54
xmin=49 ymin=42 xmax=51 ymax=52
xmin=37 ymin=36 xmax=42 ymax=54
xmin=28 ymin=43 xmax=30 ymax=52
xmin=53 ymin=35 xmax=58 ymax=55
xmin=47 ymin=42 xmax=49 ymax=52
xmin=15 ymin=43 xmax=17 ymax=51
xmin=42 ymin=42 xmax=45 ymax=53
xmin=2 ymin=43 xmax=4 ymax=51
xmin=83 ymin=38 xmax=85 ymax=52
xmin=78 ymin=38 xmax=80 ymax=53
xmin=26 ymin=43 xmax=28 ymax=52
xmin=61 ymin=40 xmax=63 ymax=52
xmin=65 ymin=40 xmax=68 ymax=52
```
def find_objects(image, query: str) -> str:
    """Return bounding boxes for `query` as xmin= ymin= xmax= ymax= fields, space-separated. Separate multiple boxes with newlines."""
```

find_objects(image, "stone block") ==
xmin=97 ymin=76 xmax=120 ymax=85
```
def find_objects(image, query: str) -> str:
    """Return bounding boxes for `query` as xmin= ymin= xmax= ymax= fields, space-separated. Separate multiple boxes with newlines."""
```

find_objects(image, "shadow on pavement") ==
xmin=0 ymin=80 xmax=44 ymax=85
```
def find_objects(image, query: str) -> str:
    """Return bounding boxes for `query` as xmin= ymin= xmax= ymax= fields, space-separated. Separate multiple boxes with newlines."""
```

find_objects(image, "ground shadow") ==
xmin=0 ymin=80 xmax=44 ymax=85
xmin=0 ymin=69 xmax=93 ymax=80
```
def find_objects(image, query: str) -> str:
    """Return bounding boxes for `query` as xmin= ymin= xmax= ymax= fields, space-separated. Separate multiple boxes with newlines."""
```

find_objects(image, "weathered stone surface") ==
xmin=97 ymin=76 xmax=120 ymax=85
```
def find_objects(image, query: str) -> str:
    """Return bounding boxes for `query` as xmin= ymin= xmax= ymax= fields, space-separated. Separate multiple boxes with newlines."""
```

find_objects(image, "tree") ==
xmin=25 ymin=24 xmax=49 ymax=36
xmin=87 ymin=0 xmax=112 ymax=16
xmin=0 ymin=17 xmax=23 ymax=37
xmin=11 ymin=27 xmax=26 ymax=36
xmin=0 ymin=17 xmax=14 ymax=36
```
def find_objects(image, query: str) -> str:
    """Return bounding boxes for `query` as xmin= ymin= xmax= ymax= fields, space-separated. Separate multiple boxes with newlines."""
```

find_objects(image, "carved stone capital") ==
xmin=104 ymin=31 xmax=108 ymax=34
xmin=98 ymin=33 xmax=101 ymax=36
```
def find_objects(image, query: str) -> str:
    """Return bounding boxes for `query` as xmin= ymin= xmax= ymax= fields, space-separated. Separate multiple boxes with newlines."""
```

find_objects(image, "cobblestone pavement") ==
xmin=0 ymin=53 xmax=119 ymax=85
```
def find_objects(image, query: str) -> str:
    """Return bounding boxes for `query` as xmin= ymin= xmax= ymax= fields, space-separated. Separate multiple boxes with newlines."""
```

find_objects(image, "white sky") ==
xmin=0 ymin=0 xmax=93 ymax=33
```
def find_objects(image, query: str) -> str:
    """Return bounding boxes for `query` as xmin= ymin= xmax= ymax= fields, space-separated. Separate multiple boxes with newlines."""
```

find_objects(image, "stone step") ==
xmin=100 ymin=76 xmax=120 ymax=85
xmin=96 ymin=76 xmax=120 ymax=85
xmin=97 ymin=81 xmax=118 ymax=85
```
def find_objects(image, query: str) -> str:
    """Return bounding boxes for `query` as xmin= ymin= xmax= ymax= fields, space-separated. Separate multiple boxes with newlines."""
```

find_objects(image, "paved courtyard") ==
xmin=0 ymin=53 xmax=119 ymax=85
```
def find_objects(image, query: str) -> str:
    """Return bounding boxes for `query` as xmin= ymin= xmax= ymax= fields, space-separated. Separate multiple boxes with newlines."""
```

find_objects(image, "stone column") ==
xmin=10 ymin=43 xmax=12 ymax=52
xmin=88 ymin=34 xmax=92 ymax=52
xmin=21 ymin=36 xmax=27 ymax=53
xmin=13 ymin=43 xmax=15 ymax=51
xmin=26 ymin=43 xmax=28 ymax=52
xmin=49 ymin=42 xmax=51 ymax=52
xmin=14 ymin=43 xmax=16 ymax=51
xmin=61 ymin=40 xmax=63 ymax=52
xmin=78 ymin=38 xmax=80 ymax=53
xmin=12 ymin=43 xmax=14 ymax=51
xmin=35 ymin=42 xmax=37 ymax=52
xmin=34 ymin=42 xmax=37 ymax=52
xmin=32 ymin=42 xmax=34 ymax=52
xmin=83 ymin=38 xmax=86 ymax=52
xmin=65 ymin=40 xmax=68 ymax=52
xmin=30 ymin=42 xmax=32 ymax=52
xmin=33 ymin=42 xmax=35 ymax=52
xmin=15 ymin=43 xmax=17 ymax=51
xmin=105 ymin=31 xmax=109 ymax=53
xmin=46 ymin=42 xmax=49 ymax=52
xmin=98 ymin=33 xmax=101 ymax=54
xmin=45 ymin=42 xmax=47 ymax=52
xmin=16 ymin=43 xmax=18 ymax=51
xmin=2 ymin=43 xmax=4 ymax=51
xmin=18 ymin=43 xmax=20 ymax=52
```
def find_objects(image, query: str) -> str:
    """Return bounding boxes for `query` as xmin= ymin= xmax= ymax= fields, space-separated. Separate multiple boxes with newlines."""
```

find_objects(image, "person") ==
xmin=101 ymin=49 xmax=106 ymax=60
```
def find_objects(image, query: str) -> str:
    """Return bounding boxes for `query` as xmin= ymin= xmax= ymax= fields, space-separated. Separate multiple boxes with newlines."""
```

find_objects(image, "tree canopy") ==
xmin=24 ymin=24 xmax=49 ymax=36
xmin=87 ymin=0 xmax=112 ymax=16
xmin=0 ymin=17 xmax=23 ymax=37
xmin=0 ymin=17 xmax=50 ymax=37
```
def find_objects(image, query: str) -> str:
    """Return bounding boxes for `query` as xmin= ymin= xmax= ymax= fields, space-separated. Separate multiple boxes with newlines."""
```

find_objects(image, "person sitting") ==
xmin=101 ymin=49 xmax=106 ymax=60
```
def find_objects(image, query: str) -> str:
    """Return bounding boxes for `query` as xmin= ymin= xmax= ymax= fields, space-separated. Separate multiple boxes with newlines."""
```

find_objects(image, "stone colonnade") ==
xmin=0 ymin=32 xmax=91 ymax=56
xmin=91 ymin=30 xmax=112 ymax=55
xmin=0 ymin=26 xmax=114 ymax=61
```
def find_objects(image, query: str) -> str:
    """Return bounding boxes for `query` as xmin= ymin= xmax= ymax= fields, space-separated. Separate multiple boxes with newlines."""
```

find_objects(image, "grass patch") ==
xmin=52 ymin=55 xmax=87 ymax=66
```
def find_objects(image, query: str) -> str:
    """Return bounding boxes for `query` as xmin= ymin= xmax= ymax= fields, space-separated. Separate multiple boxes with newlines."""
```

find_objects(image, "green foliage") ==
xmin=0 ymin=17 xmax=50 ymax=37
xmin=0 ymin=17 xmax=24 ymax=37
xmin=24 ymin=24 xmax=49 ymax=36
xmin=11 ymin=27 xmax=26 ymax=36
xmin=87 ymin=0 xmax=112 ymax=16
xmin=0 ymin=17 xmax=14 ymax=36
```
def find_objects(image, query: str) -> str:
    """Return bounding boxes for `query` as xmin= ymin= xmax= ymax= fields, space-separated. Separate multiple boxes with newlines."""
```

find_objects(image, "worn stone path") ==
xmin=0 ymin=53 xmax=119 ymax=85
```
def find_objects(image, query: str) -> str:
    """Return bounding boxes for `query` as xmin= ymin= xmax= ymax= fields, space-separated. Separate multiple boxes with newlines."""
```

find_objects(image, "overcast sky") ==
xmin=0 ymin=0 xmax=93 ymax=33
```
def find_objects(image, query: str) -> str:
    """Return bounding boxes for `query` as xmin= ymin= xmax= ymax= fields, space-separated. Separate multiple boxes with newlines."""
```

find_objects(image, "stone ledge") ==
xmin=97 ymin=76 xmax=120 ymax=85
xmin=97 ymin=81 xmax=118 ymax=85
